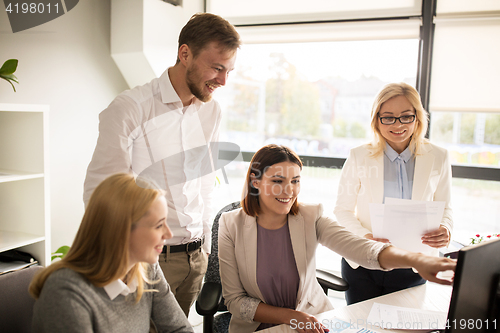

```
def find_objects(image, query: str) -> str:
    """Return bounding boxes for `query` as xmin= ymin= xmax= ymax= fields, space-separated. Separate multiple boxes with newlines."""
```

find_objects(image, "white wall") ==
xmin=112 ymin=0 xmax=205 ymax=87
xmin=0 ymin=0 xmax=128 ymax=251
xmin=0 ymin=0 xmax=203 ymax=254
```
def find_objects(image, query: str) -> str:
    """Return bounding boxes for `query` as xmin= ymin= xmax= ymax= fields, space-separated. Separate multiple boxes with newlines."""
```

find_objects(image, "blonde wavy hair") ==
xmin=30 ymin=173 xmax=164 ymax=303
xmin=368 ymin=82 xmax=429 ymax=157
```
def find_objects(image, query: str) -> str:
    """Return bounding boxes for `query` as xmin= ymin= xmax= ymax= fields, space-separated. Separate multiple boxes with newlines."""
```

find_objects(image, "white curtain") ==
xmin=430 ymin=2 xmax=500 ymax=113
xmin=207 ymin=0 xmax=421 ymax=25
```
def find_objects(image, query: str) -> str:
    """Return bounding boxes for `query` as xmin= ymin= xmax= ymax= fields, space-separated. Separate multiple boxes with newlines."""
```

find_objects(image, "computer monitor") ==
xmin=446 ymin=238 xmax=500 ymax=332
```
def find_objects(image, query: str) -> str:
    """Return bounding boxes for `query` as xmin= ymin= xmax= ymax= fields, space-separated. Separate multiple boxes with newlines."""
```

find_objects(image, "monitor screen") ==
xmin=446 ymin=238 xmax=500 ymax=332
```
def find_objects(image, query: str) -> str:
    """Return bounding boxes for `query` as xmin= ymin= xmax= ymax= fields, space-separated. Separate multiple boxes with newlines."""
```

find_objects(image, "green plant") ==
xmin=0 ymin=59 xmax=19 ymax=92
xmin=51 ymin=245 xmax=70 ymax=261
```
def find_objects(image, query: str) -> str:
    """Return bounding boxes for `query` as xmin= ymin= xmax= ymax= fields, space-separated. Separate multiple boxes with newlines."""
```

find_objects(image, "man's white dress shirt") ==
xmin=84 ymin=69 xmax=221 ymax=252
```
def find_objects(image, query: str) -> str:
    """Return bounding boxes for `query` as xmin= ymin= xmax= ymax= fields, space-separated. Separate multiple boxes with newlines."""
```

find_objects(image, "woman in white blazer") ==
xmin=219 ymin=144 xmax=455 ymax=333
xmin=334 ymin=82 xmax=453 ymax=305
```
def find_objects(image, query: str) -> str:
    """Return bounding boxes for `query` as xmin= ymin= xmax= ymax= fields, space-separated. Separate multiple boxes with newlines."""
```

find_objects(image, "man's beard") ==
xmin=186 ymin=65 xmax=212 ymax=103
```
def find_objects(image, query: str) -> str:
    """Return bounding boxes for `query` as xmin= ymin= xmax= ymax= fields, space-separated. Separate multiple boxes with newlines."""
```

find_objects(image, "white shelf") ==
xmin=0 ymin=104 xmax=50 ymax=266
xmin=0 ymin=230 xmax=45 ymax=253
xmin=0 ymin=103 xmax=49 ymax=112
xmin=0 ymin=169 xmax=44 ymax=183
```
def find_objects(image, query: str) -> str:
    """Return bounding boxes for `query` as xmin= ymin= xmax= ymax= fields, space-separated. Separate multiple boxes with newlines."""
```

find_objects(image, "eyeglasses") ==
xmin=379 ymin=115 xmax=416 ymax=125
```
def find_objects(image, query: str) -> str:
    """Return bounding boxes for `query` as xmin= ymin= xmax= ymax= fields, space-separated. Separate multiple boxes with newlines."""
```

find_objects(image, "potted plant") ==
xmin=470 ymin=233 xmax=500 ymax=245
xmin=51 ymin=245 xmax=70 ymax=262
xmin=0 ymin=59 xmax=19 ymax=92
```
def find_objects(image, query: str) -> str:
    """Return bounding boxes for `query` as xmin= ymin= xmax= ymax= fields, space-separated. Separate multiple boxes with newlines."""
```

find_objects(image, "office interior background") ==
xmin=1 ymin=0 xmax=499 ymax=278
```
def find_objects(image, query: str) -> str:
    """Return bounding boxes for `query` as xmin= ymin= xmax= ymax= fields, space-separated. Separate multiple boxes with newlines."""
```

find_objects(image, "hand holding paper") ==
xmin=369 ymin=198 xmax=445 ymax=253
xmin=421 ymin=226 xmax=450 ymax=248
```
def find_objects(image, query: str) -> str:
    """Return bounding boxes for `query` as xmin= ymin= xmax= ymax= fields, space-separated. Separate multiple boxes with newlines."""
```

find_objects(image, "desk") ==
xmin=261 ymin=283 xmax=452 ymax=333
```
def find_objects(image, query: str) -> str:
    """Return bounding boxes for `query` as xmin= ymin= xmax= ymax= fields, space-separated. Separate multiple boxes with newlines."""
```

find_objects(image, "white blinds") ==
xmin=436 ymin=0 xmax=500 ymax=16
xmin=236 ymin=19 xmax=421 ymax=44
xmin=430 ymin=12 xmax=500 ymax=112
xmin=207 ymin=0 xmax=421 ymax=25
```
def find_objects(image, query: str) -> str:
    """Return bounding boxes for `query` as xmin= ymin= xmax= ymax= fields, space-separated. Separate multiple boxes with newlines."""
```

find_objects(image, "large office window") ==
xmin=215 ymin=21 xmax=421 ymax=157
xmin=209 ymin=0 xmax=500 ymax=275
xmin=211 ymin=19 xmax=421 ymax=274
xmin=430 ymin=14 xmax=500 ymax=167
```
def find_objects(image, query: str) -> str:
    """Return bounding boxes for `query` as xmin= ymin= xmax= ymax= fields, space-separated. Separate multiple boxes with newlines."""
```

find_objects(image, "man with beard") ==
xmin=83 ymin=13 xmax=240 ymax=317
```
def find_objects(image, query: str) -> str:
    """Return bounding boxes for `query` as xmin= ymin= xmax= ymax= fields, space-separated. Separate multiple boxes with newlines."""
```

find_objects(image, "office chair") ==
xmin=0 ymin=265 xmax=44 ymax=333
xmin=195 ymin=202 xmax=349 ymax=333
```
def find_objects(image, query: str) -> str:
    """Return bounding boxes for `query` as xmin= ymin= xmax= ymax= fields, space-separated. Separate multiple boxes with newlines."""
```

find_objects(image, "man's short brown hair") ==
xmin=177 ymin=13 xmax=241 ymax=62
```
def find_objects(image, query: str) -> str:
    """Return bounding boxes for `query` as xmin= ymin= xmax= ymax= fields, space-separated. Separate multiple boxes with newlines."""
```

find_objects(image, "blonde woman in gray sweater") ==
xmin=30 ymin=173 xmax=193 ymax=333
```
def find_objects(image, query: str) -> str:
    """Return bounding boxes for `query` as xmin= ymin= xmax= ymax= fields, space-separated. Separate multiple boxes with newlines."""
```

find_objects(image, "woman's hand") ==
xmin=288 ymin=310 xmax=329 ymax=333
xmin=254 ymin=303 xmax=329 ymax=332
xmin=365 ymin=233 xmax=390 ymax=243
xmin=422 ymin=226 xmax=450 ymax=248
xmin=411 ymin=254 xmax=456 ymax=285
xmin=378 ymin=246 xmax=456 ymax=285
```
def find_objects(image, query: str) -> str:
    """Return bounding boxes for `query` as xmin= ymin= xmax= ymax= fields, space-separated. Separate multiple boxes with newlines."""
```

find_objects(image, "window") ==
xmin=216 ymin=21 xmax=420 ymax=158
xmin=210 ymin=0 xmax=500 ymax=278
xmin=428 ymin=2 xmax=500 ymax=243
xmin=429 ymin=15 xmax=500 ymax=167
xmin=213 ymin=24 xmax=420 ymax=274
xmin=451 ymin=178 xmax=500 ymax=243
xmin=430 ymin=112 xmax=500 ymax=166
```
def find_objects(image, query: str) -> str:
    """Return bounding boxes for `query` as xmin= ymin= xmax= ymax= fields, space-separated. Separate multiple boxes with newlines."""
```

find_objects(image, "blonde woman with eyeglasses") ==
xmin=334 ymin=82 xmax=453 ymax=305
xmin=29 ymin=174 xmax=193 ymax=332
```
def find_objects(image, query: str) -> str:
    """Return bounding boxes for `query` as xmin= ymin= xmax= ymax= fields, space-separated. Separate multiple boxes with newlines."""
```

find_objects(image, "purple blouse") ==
xmin=256 ymin=221 xmax=300 ymax=330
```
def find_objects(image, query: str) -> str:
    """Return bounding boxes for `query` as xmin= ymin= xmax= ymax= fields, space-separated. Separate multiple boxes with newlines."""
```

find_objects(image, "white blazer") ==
xmin=334 ymin=142 xmax=453 ymax=268
xmin=219 ymin=203 xmax=390 ymax=333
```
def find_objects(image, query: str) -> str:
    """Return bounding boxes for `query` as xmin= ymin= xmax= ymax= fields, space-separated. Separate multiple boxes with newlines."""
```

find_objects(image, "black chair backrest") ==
xmin=205 ymin=201 xmax=241 ymax=284
xmin=205 ymin=201 xmax=240 ymax=311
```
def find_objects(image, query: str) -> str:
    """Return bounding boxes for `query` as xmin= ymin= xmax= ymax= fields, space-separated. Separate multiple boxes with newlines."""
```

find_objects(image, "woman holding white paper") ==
xmin=334 ymin=82 xmax=453 ymax=305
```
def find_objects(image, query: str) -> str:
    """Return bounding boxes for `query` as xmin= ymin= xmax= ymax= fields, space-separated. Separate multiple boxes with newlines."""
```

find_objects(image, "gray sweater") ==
xmin=32 ymin=264 xmax=193 ymax=333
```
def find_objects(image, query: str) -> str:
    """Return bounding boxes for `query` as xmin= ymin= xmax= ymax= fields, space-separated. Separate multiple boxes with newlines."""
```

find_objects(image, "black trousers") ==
xmin=341 ymin=258 xmax=426 ymax=305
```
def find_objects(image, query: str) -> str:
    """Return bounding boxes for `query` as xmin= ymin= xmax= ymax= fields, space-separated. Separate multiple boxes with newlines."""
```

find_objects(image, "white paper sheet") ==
xmin=318 ymin=317 xmax=382 ymax=333
xmin=369 ymin=198 xmax=444 ymax=253
xmin=367 ymin=303 xmax=447 ymax=330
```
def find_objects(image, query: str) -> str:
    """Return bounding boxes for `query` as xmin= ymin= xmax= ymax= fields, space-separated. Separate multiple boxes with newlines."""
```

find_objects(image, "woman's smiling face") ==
xmin=252 ymin=161 xmax=301 ymax=217
xmin=129 ymin=196 xmax=172 ymax=267
xmin=377 ymin=95 xmax=417 ymax=154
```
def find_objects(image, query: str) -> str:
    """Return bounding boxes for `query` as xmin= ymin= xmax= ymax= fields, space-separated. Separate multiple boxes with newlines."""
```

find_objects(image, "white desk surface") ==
xmin=261 ymin=282 xmax=452 ymax=333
